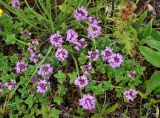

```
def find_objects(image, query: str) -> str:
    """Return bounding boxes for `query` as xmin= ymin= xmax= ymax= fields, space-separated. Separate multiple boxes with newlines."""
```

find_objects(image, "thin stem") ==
xmin=70 ymin=53 xmax=80 ymax=77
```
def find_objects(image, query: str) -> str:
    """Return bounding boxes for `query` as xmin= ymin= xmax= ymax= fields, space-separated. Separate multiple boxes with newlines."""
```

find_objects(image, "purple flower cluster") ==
xmin=74 ymin=7 xmax=88 ymax=21
xmin=0 ymin=80 xmax=16 ymax=93
xmin=38 ymin=64 xmax=53 ymax=77
xmin=0 ymin=83 xmax=3 ymax=93
xmin=74 ymin=38 xmax=87 ymax=51
xmin=88 ymin=16 xmax=101 ymax=25
xmin=74 ymin=7 xmax=102 ymax=39
xmin=30 ymin=53 xmax=42 ymax=63
xmin=37 ymin=80 xmax=48 ymax=94
xmin=21 ymin=30 xmax=31 ymax=37
xmin=88 ymin=49 xmax=99 ymax=61
xmin=27 ymin=40 xmax=41 ymax=64
xmin=101 ymin=46 xmax=123 ymax=68
xmin=87 ymin=24 xmax=102 ymax=38
xmin=74 ymin=75 xmax=88 ymax=89
xmin=101 ymin=47 xmax=113 ymax=60
xmin=108 ymin=53 xmax=123 ymax=68
xmin=66 ymin=29 xmax=78 ymax=44
xmin=55 ymin=48 xmax=68 ymax=61
xmin=27 ymin=40 xmax=39 ymax=53
xmin=50 ymin=32 xmax=63 ymax=47
xmin=12 ymin=0 xmax=20 ymax=9
xmin=124 ymin=89 xmax=138 ymax=102
xmin=79 ymin=94 xmax=96 ymax=110
xmin=15 ymin=61 xmax=28 ymax=73
xmin=5 ymin=80 xmax=16 ymax=90
xmin=128 ymin=71 xmax=136 ymax=78
xmin=84 ymin=63 xmax=92 ymax=74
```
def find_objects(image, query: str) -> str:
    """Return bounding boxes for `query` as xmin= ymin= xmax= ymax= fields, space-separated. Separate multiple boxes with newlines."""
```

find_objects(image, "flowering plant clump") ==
xmin=1 ymin=0 xmax=155 ymax=117
xmin=79 ymin=94 xmax=96 ymax=110
xmin=74 ymin=75 xmax=88 ymax=89
xmin=124 ymin=89 xmax=138 ymax=101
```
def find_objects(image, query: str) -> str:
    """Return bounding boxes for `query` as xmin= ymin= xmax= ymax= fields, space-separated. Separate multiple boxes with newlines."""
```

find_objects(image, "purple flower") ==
xmin=55 ymin=48 xmax=68 ymax=61
xmin=124 ymin=89 xmax=138 ymax=102
xmin=66 ymin=29 xmax=78 ymax=44
xmin=27 ymin=40 xmax=39 ymax=53
xmin=12 ymin=0 xmax=20 ymax=9
xmin=128 ymin=71 xmax=136 ymax=78
xmin=108 ymin=53 xmax=123 ymax=68
xmin=74 ymin=38 xmax=87 ymax=50
xmin=49 ymin=32 xmax=63 ymax=47
xmin=0 ymin=83 xmax=3 ymax=93
xmin=87 ymin=24 xmax=102 ymax=38
xmin=88 ymin=49 xmax=99 ymax=61
xmin=5 ymin=80 xmax=16 ymax=90
xmin=37 ymin=80 xmax=48 ymax=94
xmin=74 ymin=7 xmax=88 ymax=21
xmin=21 ymin=30 xmax=31 ymax=37
xmin=31 ymin=77 xmax=38 ymax=82
xmin=88 ymin=16 xmax=101 ymax=24
xmin=79 ymin=94 xmax=96 ymax=110
xmin=38 ymin=64 xmax=53 ymax=77
xmin=15 ymin=61 xmax=28 ymax=73
xmin=74 ymin=75 xmax=88 ymax=89
xmin=84 ymin=63 xmax=92 ymax=74
xmin=30 ymin=53 xmax=42 ymax=63
xmin=101 ymin=47 xmax=113 ymax=60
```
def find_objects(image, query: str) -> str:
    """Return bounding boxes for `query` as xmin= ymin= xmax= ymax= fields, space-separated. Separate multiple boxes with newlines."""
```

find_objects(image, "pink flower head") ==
xmin=79 ymin=94 xmax=96 ymax=110
xmin=74 ymin=75 xmax=88 ymax=89
xmin=12 ymin=0 xmax=20 ymax=9
xmin=124 ymin=89 xmax=138 ymax=102
xmin=84 ymin=63 xmax=92 ymax=74
xmin=66 ymin=29 xmax=78 ymax=44
xmin=38 ymin=64 xmax=53 ymax=77
xmin=15 ymin=61 xmax=28 ymax=73
xmin=74 ymin=38 xmax=87 ymax=50
xmin=0 ymin=83 xmax=3 ymax=93
xmin=88 ymin=16 xmax=101 ymax=24
xmin=21 ymin=30 xmax=32 ymax=37
xmin=37 ymin=80 xmax=48 ymax=94
xmin=27 ymin=40 xmax=39 ymax=53
xmin=101 ymin=47 xmax=113 ymax=60
xmin=88 ymin=49 xmax=99 ymax=61
xmin=55 ymin=48 xmax=68 ymax=61
xmin=87 ymin=24 xmax=102 ymax=38
xmin=31 ymin=77 xmax=38 ymax=82
xmin=49 ymin=32 xmax=63 ymax=47
xmin=108 ymin=53 xmax=123 ymax=68
xmin=5 ymin=80 xmax=16 ymax=90
xmin=128 ymin=71 xmax=136 ymax=78
xmin=30 ymin=53 xmax=42 ymax=63
xmin=74 ymin=7 xmax=88 ymax=21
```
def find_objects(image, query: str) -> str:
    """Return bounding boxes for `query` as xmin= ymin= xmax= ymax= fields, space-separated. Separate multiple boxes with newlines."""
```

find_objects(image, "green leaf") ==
xmin=151 ymin=30 xmax=160 ymax=41
xmin=136 ymin=11 xmax=147 ymax=28
xmin=103 ymin=103 xmax=118 ymax=115
xmin=139 ymin=46 xmax=160 ymax=68
xmin=142 ymin=19 xmax=153 ymax=39
xmin=78 ymin=52 xmax=87 ymax=65
xmin=145 ymin=37 xmax=160 ymax=51
xmin=103 ymin=81 xmax=113 ymax=91
xmin=5 ymin=34 xmax=16 ymax=44
xmin=54 ymin=70 xmax=66 ymax=84
xmin=25 ymin=95 xmax=33 ymax=108
xmin=68 ymin=72 xmax=77 ymax=84
xmin=91 ymin=114 xmax=103 ymax=118
xmin=50 ymin=108 xmax=61 ymax=118
xmin=54 ymin=95 xmax=63 ymax=105
xmin=146 ymin=71 xmax=160 ymax=94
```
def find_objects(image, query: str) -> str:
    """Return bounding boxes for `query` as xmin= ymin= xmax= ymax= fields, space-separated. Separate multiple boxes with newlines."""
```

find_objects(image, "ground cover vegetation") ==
xmin=0 ymin=0 xmax=160 ymax=117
